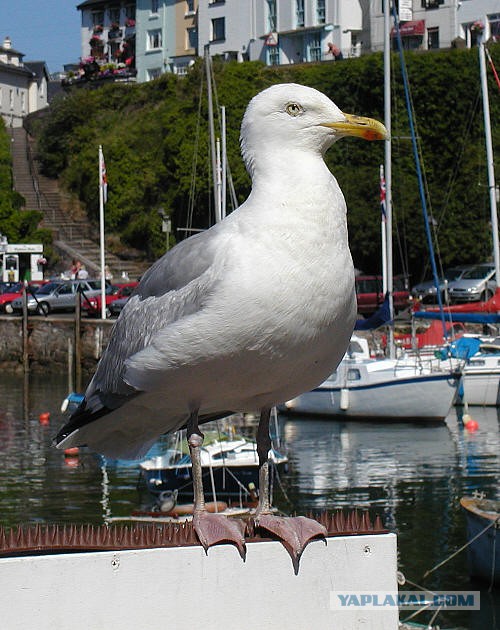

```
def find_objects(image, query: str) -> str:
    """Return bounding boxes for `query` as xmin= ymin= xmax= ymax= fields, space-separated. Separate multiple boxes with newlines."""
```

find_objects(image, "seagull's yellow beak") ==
xmin=321 ymin=113 xmax=388 ymax=141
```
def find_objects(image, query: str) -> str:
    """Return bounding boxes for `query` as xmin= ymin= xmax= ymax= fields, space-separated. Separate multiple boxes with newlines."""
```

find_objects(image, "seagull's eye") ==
xmin=285 ymin=102 xmax=304 ymax=117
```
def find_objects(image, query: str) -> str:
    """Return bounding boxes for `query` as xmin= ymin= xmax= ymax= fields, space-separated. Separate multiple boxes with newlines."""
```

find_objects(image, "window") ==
xmin=108 ymin=6 xmax=120 ymax=23
xmin=186 ymin=26 xmax=197 ymax=49
xmin=151 ymin=0 xmax=159 ymax=14
xmin=489 ymin=13 xmax=500 ymax=39
xmin=20 ymin=91 xmax=25 ymax=113
xmin=427 ymin=27 xmax=439 ymax=48
xmin=267 ymin=0 xmax=277 ymax=32
xmin=307 ymin=33 xmax=322 ymax=61
xmin=186 ymin=0 xmax=195 ymax=13
xmin=296 ymin=0 xmax=304 ymax=27
xmin=211 ymin=17 xmax=225 ymax=41
xmin=421 ymin=0 xmax=444 ymax=8
xmin=267 ymin=45 xmax=279 ymax=65
xmin=347 ymin=369 xmax=361 ymax=381
xmin=92 ymin=11 xmax=104 ymax=26
xmin=147 ymin=29 xmax=162 ymax=50
xmin=9 ymin=89 xmax=13 ymax=110
xmin=316 ymin=0 xmax=325 ymax=24
xmin=125 ymin=4 xmax=135 ymax=19
xmin=147 ymin=67 xmax=162 ymax=80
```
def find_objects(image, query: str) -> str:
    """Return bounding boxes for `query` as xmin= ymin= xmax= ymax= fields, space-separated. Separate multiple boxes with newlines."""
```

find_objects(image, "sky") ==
xmin=1 ymin=0 xmax=82 ymax=74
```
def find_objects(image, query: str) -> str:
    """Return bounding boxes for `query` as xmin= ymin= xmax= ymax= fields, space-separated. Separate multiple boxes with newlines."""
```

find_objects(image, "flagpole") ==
xmin=380 ymin=164 xmax=388 ymax=295
xmin=98 ymin=145 xmax=107 ymax=319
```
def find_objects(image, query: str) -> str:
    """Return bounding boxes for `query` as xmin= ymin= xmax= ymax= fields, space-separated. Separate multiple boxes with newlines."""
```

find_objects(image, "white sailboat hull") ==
xmin=461 ymin=359 xmax=500 ymax=406
xmin=283 ymin=373 xmax=458 ymax=421
xmin=281 ymin=339 xmax=459 ymax=421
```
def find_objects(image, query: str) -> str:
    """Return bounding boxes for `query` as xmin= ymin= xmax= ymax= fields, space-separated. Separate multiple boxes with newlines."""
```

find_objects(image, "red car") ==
xmin=355 ymin=275 xmax=409 ymax=315
xmin=0 ymin=281 xmax=46 ymax=314
xmin=82 ymin=282 xmax=138 ymax=318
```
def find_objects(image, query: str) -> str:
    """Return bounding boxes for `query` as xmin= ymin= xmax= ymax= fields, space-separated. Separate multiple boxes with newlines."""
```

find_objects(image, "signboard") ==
xmin=6 ymin=243 xmax=43 ymax=253
xmin=399 ymin=0 xmax=413 ymax=22
xmin=265 ymin=32 xmax=278 ymax=46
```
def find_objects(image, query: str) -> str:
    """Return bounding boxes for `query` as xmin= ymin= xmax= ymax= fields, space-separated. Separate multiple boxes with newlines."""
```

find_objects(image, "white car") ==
xmin=11 ymin=280 xmax=107 ymax=315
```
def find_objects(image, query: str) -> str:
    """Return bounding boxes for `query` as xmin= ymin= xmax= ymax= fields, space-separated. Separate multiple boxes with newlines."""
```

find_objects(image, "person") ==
xmin=327 ymin=43 xmax=343 ymax=61
xmin=71 ymin=259 xmax=82 ymax=279
xmin=78 ymin=264 xmax=89 ymax=280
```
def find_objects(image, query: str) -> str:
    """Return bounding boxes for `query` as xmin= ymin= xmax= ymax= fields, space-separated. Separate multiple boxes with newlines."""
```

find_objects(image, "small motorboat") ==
xmin=139 ymin=433 xmax=288 ymax=500
xmin=460 ymin=494 xmax=500 ymax=586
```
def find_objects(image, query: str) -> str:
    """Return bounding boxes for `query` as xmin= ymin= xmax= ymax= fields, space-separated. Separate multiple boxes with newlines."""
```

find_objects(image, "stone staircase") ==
xmin=10 ymin=127 xmax=149 ymax=281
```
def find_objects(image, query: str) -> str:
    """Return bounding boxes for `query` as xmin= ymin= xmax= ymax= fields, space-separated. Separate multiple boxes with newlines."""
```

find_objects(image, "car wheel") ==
xmin=4 ymin=303 xmax=13 ymax=314
xmin=37 ymin=302 xmax=50 ymax=316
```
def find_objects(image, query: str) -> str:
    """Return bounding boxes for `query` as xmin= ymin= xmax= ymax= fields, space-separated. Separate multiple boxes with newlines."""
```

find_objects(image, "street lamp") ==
xmin=0 ymin=234 xmax=8 ymax=253
xmin=158 ymin=207 xmax=171 ymax=252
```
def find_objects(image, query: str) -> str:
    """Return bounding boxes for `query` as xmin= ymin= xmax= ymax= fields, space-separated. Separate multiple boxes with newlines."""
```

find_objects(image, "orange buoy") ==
xmin=463 ymin=415 xmax=479 ymax=432
xmin=39 ymin=412 xmax=50 ymax=425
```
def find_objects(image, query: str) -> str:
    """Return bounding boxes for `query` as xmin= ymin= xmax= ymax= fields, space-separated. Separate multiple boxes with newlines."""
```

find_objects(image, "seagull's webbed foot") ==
xmin=193 ymin=510 xmax=246 ymax=559
xmin=187 ymin=413 xmax=246 ymax=559
xmin=255 ymin=512 xmax=327 ymax=574
xmin=253 ymin=408 xmax=327 ymax=574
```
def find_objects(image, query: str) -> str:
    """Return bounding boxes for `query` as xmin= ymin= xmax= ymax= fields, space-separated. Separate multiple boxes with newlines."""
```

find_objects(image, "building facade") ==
xmin=74 ymin=0 xmax=499 ymax=85
xmin=197 ymin=0 xmax=364 ymax=66
xmin=0 ymin=37 xmax=49 ymax=128
xmin=369 ymin=0 xmax=500 ymax=52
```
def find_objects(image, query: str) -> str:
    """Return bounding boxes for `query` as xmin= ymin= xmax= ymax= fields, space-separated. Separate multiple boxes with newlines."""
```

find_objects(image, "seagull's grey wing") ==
xmin=84 ymin=224 xmax=230 ymax=411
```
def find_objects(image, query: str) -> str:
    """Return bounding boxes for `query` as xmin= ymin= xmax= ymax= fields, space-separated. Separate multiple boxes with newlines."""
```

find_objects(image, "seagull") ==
xmin=55 ymin=83 xmax=386 ymax=568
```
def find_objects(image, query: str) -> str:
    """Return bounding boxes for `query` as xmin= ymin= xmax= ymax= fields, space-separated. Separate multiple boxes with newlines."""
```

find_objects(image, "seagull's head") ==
xmin=240 ymin=83 xmax=387 ymax=175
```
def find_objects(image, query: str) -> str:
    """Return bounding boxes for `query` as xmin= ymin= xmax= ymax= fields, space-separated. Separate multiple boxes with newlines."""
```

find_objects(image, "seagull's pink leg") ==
xmin=187 ymin=411 xmax=246 ymax=559
xmin=254 ymin=407 xmax=327 ymax=574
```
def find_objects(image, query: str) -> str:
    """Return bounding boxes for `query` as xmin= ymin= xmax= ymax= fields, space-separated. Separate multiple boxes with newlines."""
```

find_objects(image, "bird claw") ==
xmin=193 ymin=511 xmax=247 ymax=560
xmin=255 ymin=514 xmax=327 ymax=574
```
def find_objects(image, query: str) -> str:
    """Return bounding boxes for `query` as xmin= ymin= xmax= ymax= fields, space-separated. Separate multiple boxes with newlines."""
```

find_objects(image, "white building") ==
xmin=197 ymin=0 xmax=364 ymax=65
xmin=369 ymin=0 xmax=500 ymax=52
xmin=0 ymin=37 xmax=49 ymax=128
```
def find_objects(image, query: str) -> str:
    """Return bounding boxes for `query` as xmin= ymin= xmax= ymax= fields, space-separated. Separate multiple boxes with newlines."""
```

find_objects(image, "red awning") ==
xmin=391 ymin=20 xmax=425 ymax=37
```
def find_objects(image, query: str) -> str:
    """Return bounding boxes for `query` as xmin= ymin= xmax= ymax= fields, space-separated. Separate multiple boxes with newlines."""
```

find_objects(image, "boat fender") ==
xmin=340 ymin=388 xmax=349 ymax=410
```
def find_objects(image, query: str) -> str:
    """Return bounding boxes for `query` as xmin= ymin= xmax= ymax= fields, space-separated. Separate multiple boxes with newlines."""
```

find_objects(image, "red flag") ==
xmin=380 ymin=165 xmax=386 ymax=222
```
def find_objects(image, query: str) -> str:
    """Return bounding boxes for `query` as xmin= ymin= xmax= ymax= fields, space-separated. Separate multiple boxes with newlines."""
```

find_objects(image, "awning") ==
xmin=391 ymin=20 xmax=425 ymax=37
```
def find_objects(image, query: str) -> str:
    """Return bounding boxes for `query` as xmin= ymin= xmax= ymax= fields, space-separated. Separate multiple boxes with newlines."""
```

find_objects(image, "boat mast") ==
xmin=383 ymin=0 xmax=394 ymax=358
xmin=478 ymin=35 xmax=500 ymax=285
xmin=204 ymin=45 xmax=222 ymax=223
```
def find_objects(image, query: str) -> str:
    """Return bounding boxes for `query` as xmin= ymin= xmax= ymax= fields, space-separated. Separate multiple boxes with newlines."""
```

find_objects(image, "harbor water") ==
xmin=0 ymin=372 xmax=498 ymax=629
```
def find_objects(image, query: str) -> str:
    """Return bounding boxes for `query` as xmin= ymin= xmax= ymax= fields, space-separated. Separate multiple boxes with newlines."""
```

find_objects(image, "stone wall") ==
xmin=0 ymin=316 xmax=114 ymax=376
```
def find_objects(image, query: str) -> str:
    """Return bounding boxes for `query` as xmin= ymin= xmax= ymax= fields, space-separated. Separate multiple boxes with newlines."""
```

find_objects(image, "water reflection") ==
xmin=0 ymin=373 xmax=498 ymax=628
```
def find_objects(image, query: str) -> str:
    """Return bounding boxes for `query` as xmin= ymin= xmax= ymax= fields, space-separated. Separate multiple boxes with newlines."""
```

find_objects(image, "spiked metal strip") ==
xmin=0 ymin=511 xmax=386 ymax=557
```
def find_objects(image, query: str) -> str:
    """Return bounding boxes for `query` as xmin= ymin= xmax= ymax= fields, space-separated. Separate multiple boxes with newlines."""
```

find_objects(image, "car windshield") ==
xmin=36 ymin=282 xmax=62 ymax=295
xmin=461 ymin=265 xmax=494 ymax=280
xmin=445 ymin=268 xmax=466 ymax=281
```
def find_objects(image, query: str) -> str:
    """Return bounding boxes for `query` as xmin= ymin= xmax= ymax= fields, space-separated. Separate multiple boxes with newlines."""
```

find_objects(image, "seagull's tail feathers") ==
xmin=54 ymin=396 xmax=188 ymax=461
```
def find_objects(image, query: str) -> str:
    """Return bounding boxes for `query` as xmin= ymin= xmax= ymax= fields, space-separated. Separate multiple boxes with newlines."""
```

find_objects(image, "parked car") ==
xmin=447 ymin=262 xmax=496 ymax=303
xmin=0 ymin=281 xmax=46 ymax=314
xmin=411 ymin=265 xmax=472 ymax=304
xmin=10 ymin=280 xmax=107 ymax=315
xmin=82 ymin=282 xmax=138 ymax=318
xmin=355 ymin=275 xmax=409 ymax=315
xmin=109 ymin=294 xmax=132 ymax=317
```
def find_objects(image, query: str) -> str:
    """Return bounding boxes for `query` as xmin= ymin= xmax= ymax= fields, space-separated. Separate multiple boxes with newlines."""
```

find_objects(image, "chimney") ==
xmin=3 ymin=36 xmax=12 ymax=49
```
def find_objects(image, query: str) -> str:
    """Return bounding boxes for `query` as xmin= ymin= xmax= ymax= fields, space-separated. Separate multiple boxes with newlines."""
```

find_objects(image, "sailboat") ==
xmin=411 ymin=28 xmax=500 ymax=406
xmin=280 ymin=4 xmax=461 ymax=422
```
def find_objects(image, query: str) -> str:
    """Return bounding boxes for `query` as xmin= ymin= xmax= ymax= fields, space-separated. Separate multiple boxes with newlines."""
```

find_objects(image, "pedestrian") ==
xmin=327 ymin=43 xmax=343 ymax=61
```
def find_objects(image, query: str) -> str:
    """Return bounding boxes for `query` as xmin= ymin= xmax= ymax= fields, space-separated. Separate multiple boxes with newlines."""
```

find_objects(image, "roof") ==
xmin=0 ymin=60 xmax=33 ymax=78
xmin=76 ymin=0 xmax=108 ymax=8
xmin=0 ymin=44 xmax=24 ymax=57
xmin=24 ymin=61 xmax=50 ymax=80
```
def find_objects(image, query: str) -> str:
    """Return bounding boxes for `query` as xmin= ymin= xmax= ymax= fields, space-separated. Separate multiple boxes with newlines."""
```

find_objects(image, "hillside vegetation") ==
xmin=20 ymin=44 xmax=500 ymax=282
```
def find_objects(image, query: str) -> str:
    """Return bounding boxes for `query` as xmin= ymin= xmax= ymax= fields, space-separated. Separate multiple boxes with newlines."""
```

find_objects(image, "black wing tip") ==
xmin=54 ymin=401 xmax=112 ymax=445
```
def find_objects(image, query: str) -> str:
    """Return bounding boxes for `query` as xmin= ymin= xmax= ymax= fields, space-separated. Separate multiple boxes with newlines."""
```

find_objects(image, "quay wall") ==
xmin=0 ymin=315 xmax=114 ymax=376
